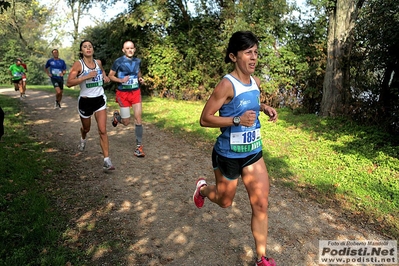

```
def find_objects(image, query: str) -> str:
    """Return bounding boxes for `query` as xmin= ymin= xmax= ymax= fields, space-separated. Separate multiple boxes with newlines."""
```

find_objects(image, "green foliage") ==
xmin=60 ymin=0 xmax=329 ymax=116
xmin=284 ymin=13 xmax=327 ymax=113
xmin=0 ymin=94 xmax=80 ymax=265
xmin=84 ymin=2 xmax=226 ymax=100
xmin=350 ymin=0 xmax=399 ymax=133
xmin=0 ymin=0 xmax=52 ymax=85
xmin=16 ymin=0 xmax=398 ymax=135
xmin=0 ymin=39 xmax=19 ymax=84
xmin=82 ymin=0 xmax=328 ymax=110
xmin=85 ymin=0 xmax=307 ymax=103
xmin=145 ymin=44 xmax=182 ymax=97
xmin=0 ymin=0 xmax=10 ymax=13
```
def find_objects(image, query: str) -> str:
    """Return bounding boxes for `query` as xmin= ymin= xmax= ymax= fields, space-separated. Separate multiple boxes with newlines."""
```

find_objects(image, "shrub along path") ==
xmin=1 ymin=89 xmax=392 ymax=265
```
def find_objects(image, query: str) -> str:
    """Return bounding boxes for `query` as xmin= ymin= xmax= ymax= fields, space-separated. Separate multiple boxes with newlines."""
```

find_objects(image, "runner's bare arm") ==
xmin=97 ymin=60 xmax=110 ymax=83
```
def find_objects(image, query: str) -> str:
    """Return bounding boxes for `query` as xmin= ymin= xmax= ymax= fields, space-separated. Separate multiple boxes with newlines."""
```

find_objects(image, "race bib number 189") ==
xmin=230 ymin=128 xmax=262 ymax=153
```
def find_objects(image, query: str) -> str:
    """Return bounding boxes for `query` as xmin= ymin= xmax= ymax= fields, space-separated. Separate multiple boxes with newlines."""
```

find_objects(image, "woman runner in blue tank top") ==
xmin=192 ymin=31 xmax=278 ymax=266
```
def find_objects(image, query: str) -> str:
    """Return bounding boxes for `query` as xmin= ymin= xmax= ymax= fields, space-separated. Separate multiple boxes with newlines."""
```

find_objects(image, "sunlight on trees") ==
xmin=1 ymin=0 xmax=398 ymax=133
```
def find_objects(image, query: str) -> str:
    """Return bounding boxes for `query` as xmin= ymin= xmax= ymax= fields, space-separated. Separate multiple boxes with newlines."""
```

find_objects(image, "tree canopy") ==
xmin=2 ymin=0 xmax=399 ymax=135
xmin=0 ymin=0 xmax=53 ymax=85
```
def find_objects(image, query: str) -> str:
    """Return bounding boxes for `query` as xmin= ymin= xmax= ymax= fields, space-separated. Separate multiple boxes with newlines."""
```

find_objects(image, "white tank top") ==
xmin=77 ymin=59 xmax=105 ymax=97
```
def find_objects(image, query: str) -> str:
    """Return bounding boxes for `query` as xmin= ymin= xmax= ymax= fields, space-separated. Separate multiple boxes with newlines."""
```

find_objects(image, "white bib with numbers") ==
xmin=230 ymin=127 xmax=262 ymax=153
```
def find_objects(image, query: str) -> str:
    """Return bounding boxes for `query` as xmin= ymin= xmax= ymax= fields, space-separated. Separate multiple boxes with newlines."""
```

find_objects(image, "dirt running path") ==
xmin=1 ymin=89 xmax=389 ymax=266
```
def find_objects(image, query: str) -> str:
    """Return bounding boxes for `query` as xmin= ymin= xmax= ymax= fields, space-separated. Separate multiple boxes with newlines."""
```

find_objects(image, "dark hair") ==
xmin=79 ymin=40 xmax=94 ymax=59
xmin=224 ymin=31 xmax=259 ymax=64
xmin=51 ymin=49 xmax=58 ymax=54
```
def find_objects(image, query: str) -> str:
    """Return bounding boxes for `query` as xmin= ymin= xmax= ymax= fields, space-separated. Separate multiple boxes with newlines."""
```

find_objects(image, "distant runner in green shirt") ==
xmin=17 ymin=57 xmax=28 ymax=97
xmin=8 ymin=59 xmax=26 ymax=98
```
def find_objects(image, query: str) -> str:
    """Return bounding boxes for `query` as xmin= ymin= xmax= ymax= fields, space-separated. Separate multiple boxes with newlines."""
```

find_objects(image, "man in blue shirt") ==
xmin=45 ymin=49 xmax=67 ymax=109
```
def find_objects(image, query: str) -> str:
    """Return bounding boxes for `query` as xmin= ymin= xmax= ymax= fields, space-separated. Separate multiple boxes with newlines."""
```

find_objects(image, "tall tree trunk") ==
xmin=379 ymin=46 xmax=399 ymax=116
xmin=67 ymin=0 xmax=91 ymax=59
xmin=320 ymin=0 xmax=364 ymax=116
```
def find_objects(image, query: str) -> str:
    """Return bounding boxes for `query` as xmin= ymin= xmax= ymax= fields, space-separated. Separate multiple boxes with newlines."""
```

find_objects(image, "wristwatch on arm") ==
xmin=233 ymin=116 xmax=240 ymax=126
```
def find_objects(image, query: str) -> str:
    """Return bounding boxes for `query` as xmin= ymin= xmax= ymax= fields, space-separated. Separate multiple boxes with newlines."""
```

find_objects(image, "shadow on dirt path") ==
xmin=0 ymin=89 xmax=391 ymax=266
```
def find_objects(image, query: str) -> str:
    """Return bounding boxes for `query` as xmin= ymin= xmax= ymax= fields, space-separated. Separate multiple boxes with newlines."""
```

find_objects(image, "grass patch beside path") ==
xmin=140 ymin=97 xmax=399 ymax=239
xmin=0 ymin=94 xmax=83 ymax=265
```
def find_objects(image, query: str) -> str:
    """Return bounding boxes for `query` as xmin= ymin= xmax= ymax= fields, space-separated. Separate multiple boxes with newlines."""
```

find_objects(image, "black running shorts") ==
xmin=50 ymin=77 xmax=64 ymax=90
xmin=212 ymin=148 xmax=263 ymax=180
xmin=78 ymin=95 xmax=106 ymax=118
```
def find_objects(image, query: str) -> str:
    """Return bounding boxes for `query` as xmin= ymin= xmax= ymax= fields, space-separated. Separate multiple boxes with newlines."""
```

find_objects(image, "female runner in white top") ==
xmin=66 ymin=40 xmax=115 ymax=171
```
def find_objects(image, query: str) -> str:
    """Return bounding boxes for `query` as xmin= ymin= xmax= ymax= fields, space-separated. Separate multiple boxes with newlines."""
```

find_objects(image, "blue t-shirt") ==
xmin=111 ymin=56 xmax=141 ymax=91
xmin=45 ymin=58 xmax=67 ymax=80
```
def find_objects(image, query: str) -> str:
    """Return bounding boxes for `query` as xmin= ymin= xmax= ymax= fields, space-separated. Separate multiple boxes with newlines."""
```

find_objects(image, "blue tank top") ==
xmin=214 ymin=74 xmax=262 ymax=158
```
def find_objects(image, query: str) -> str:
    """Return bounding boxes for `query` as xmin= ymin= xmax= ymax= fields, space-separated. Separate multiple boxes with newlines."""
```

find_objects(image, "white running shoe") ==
xmin=103 ymin=158 xmax=115 ymax=171
xmin=78 ymin=138 xmax=86 ymax=151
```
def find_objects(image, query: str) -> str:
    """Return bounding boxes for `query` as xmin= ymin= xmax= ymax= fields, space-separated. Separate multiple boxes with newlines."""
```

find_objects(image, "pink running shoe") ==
xmin=255 ymin=257 xmax=276 ymax=266
xmin=193 ymin=177 xmax=207 ymax=208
